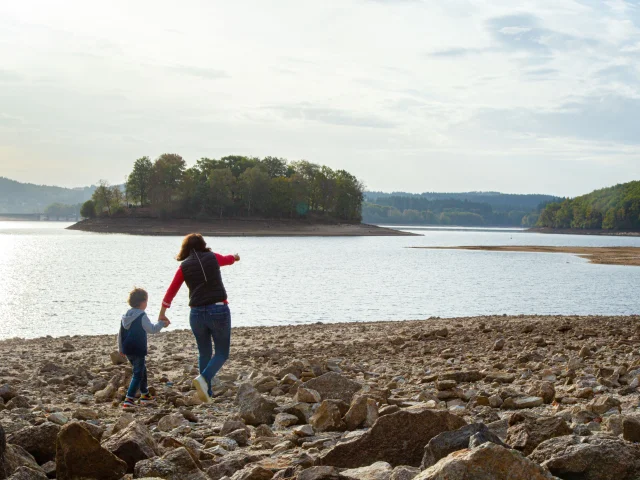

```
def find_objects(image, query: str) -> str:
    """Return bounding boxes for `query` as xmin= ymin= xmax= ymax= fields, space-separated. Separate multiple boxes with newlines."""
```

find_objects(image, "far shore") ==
xmin=415 ymin=245 xmax=640 ymax=266
xmin=67 ymin=217 xmax=417 ymax=237
xmin=529 ymin=227 xmax=640 ymax=237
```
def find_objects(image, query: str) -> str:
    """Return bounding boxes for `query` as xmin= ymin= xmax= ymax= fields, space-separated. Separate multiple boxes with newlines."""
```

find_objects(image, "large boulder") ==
xmin=345 ymin=396 xmax=379 ymax=431
xmin=421 ymin=423 xmax=508 ymax=469
xmin=55 ymin=422 xmax=127 ymax=480
xmin=102 ymin=421 xmax=158 ymax=473
xmin=135 ymin=447 xmax=208 ymax=480
xmin=317 ymin=406 xmax=467 ymax=468
xmin=205 ymin=452 xmax=263 ymax=480
xmin=1 ymin=444 xmax=42 ymax=480
xmin=6 ymin=466 xmax=48 ymax=480
xmin=302 ymin=373 xmax=362 ymax=404
xmin=415 ymin=443 xmax=556 ymax=480
xmin=7 ymin=423 xmax=60 ymax=464
xmin=237 ymin=384 xmax=278 ymax=426
xmin=506 ymin=413 xmax=572 ymax=456
xmin=529 ymin=434 xmax=640 ymax=480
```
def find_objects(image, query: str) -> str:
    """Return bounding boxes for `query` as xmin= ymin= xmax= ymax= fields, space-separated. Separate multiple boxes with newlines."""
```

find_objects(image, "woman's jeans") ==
xmin=126 ymin=355 xmax=148 ymax=398
xmin=190 ymin=304 xmax=231 ymax=396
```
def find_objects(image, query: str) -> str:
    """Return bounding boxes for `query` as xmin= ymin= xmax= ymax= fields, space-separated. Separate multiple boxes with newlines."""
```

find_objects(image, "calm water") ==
xmin=0 ymin=222 xmax=639 ymax=340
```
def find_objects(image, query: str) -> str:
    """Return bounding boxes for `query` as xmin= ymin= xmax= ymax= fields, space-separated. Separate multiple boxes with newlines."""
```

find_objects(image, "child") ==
xmin=117 ymin=287 xmax=169 ymax=410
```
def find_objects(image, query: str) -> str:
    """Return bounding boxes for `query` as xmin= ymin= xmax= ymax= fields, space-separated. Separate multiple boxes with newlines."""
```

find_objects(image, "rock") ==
xmin=77 ymin=421 xmax=104 ymax=442
xmin=231 ymin=465 xmax=274 ymax=480
xmin=529 ymin=434 xmax=640 ymax=480
xmin=158 ymin=413 xmax=188 ymax=432
xmin=254 ymin=424 xmax=275 ymax=438
xmin=6 ymin=396 xmax=29 ymax=410
xmin=389 ymin=466 xmax=420 ymax=480
xmin=502 ymin=396 xmax=544 ymax=410
xmin=110 ymin=351 xmax=127 ymax=365
xmin=6 ymin=467 xmax=48 ymax=480
xmin=527 ymin=382 xmax=555 ymax=404
xmin=55 ymin=422 xmax=127 ymax=480
xmin=297 ymin=466 xmax=345 ymax=480
xmin=579 ymin=345 xmax=592 ymax=358
xmin=378 ymin=405 xmax=400 ymax=417
xmin=310 ymin=400 xmax=346 ymax=432
xmin=221 ymin=420 xmax=249 ymax=437
xmin=493 ymin=339 xmax=505 ymax=351
xmin=7 ymin=423 xmax=60 ymax=464
xmin=421 ymin=423 xmax=508 ymax=469
xmin=227 ymin=429 xmax=249 ymax=447
xmin=302 ymin=373 xmax=362 ymax=404
xmin=342 ymin=462 xmax=393 ymax=480
xmin=318 ymin=406 xmax=467 ymax=468
xmin=236 ymin=384 xmax=278 ymax=426
xmin=439 ymin=370 xmax=484 ymax=383
xmin=205 ymin=453 xmax=263 ymax=480
xmin=1 ymin=443 xmax=42 ymax=480
xmin=0 ymin=385 xmax=16 ymax=402
xmin=72 ymin=408 xmax=98 ymax=421
xmin=295 ymin=387 xmax=322 ymax=404
xmin=489 ymin=395 xmax=503 ymax=408
xmin=506 ymin=413 xmax=572 ymax=456
xmin=135 ymin=447 xmax=208 ymax=480
xmin=483 ymin=372 xmax=515 ymax=384
xmin=588 ymin=395 xmax=621 ymax=415
xmin=94 ymin=373 xmax=121 ymax=403
xmin=274 ymin=413 xmax=299 ymax=430
xmin=293 ymin=425 xmax=314 ymax=437
xmin=47 ymin=413 xmax=68 ymax=426
xmin=102 ymin=421 xmax=158 ymax=473
xmin=345 ymin=396 xmax=379 ymax=430
xmin=415 ymin=443 xmax=556 ymax=480
xmin=623 ymin=417 xmax=640 ymax=443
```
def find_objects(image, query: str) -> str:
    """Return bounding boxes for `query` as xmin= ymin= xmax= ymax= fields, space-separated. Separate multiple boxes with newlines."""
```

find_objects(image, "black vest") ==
xmin=181 ymin=251 xmax=228 ymax=307
xmin=120 ymin=313 xmax=147 ymax=356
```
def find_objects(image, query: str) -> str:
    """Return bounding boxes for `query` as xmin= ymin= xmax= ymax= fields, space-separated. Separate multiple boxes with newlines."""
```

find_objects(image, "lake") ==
xmin=1 ymin=221 xmax=639 ymax=340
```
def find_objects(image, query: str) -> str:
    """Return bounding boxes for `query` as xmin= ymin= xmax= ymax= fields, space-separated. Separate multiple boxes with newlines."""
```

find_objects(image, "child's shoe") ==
xmin=122 ymin=397 xmax=137 ymax=410
xmin=140 ymin=393 xmax=156 ymax=406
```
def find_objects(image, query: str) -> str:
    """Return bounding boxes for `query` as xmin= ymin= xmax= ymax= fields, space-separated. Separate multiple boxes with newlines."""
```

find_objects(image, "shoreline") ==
xmin=529 ymin=227 xmax=640 ymax=237
xmin=414 ymin=245 xmax=640 ymax=267
xmin=1 ymin=314 xmax=640 ymax=478
xmin=67 ymin=217 xmax=416 ymax=237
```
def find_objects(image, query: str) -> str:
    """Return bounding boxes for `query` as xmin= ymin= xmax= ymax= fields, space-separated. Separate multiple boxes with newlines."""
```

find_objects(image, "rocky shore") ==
xmin=2 ymin=315 xmax=640 ymax=479
xmin=67 ymin=218 xmax=415 ymax=237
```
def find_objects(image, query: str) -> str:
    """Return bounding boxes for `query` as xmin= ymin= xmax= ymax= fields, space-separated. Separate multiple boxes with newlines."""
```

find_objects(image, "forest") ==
xmin=82 ymin=154 xmax=364 ymax=222
xmin=537 ymin=180 xmax=640 ymax=230
xmin=363 ymin=192 xmax=559 ymax=227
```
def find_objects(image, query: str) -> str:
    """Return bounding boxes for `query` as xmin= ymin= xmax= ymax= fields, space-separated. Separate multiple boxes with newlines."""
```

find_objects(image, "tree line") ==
xmin=537 ymin=181 xmax=640 ymax=230
xmin=363 ymin=196 xmax=549 ymax=227
xmin=81 ymin=154 xmax=365 ymax=222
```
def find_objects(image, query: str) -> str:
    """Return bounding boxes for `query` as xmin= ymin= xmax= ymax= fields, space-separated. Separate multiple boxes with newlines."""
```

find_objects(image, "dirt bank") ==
xmin=415 ymin=245 xmax=640 ymax=266
xmin=67 ymin=217 xmax=416 ymax=237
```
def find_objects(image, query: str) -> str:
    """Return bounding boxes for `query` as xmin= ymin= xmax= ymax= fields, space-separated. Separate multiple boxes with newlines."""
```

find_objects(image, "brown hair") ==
xmin=128 ymin=287 xmax=148 ymax=308
xmin=176 ymin=233 xmax=212 ymax=261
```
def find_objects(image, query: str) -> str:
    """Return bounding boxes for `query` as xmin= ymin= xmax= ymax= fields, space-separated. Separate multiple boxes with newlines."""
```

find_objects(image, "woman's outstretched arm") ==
xmin=216 ymin=253 xmax=240 ymax=266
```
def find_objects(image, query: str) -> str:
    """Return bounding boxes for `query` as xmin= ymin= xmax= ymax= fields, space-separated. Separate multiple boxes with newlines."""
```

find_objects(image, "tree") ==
xmin=260 ymin=157 xmax=288 ymax=178
xmin=91 ymin=180 xmax=123 ymax=216
xmin=208 ymin=168 xmax=235 ymax=218
xmin=126 ymin=156 xmax=153 ymax=206
xmin=238 ymin=166 xmax=270 ymax=215
xmin=81 ymin=200 xmax=96 ymax=218
xmin=149 ymin=154 xmax=186 ymax=212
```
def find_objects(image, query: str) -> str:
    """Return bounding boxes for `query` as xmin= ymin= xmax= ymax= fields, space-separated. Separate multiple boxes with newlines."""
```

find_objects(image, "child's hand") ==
xmin=234 ymin=254 xmax=240 ymax=262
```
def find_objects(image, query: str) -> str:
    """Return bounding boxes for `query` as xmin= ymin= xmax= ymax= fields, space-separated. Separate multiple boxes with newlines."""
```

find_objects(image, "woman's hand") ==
xmin=159 ymin=306 xmax=170 ymax=326
xmin=234 ymin=254 xmax=241 ymax=262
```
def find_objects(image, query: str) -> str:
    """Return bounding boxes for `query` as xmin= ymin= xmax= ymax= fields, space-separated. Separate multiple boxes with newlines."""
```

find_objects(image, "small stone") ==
xmin=493 ymin=339 xmax=505 ymax=351
xmin=293 ymin=424 xmax=315 ymax=437
xmin=623 ymin=417 xmax=640 ymax=443
xmin=295 ymin=387 xmax=322 ymax=404
xmin=502 ymin=396 xmax=544 ymax=410
xmin=274 ymin=413 xmax=299 ymax=429
xmin=110 ymin=351 xmax=127 ymax=365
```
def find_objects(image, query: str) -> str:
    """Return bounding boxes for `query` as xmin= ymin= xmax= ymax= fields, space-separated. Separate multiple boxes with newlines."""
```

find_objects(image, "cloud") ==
xmin=166 ymin=66 xmax=229 ymax=80
xmin=270 ymin=104 xmax=397 ymax=129
xmin=428 ymin=47 xmax=494 ymax=57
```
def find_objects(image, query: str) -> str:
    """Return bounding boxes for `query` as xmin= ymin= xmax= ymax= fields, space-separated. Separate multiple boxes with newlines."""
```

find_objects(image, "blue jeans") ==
xmin=190 ymin=304 xmax=231 ymax=396
xmin=126 ymin=355 xmax=148 ymax=398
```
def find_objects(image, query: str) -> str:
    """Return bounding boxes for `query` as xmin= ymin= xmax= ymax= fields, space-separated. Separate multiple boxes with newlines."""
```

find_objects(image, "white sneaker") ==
xmin=193 ymin=375 xmax=211 ymax=403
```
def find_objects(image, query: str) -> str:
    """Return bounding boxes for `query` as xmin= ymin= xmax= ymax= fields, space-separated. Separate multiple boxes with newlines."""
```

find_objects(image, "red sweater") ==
xmin=162 ymin=253 xmax=235 ymax=308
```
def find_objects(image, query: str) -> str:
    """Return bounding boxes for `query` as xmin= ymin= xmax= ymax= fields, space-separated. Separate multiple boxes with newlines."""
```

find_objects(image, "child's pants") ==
xmin=126 ymin=355 xmax=148 ymax=398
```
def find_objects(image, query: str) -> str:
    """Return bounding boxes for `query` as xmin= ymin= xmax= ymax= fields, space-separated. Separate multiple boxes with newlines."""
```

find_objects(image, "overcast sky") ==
xmin=1 ymin=0 xmax=639 ymax=196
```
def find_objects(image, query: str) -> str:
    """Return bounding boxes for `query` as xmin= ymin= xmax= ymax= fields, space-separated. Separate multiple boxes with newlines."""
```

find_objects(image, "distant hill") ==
xmin=537 ymin=181 xmax=640 ymax=231
xmin=363 ymin=191 xmax=561 ymax=227
xmin=0 ymin=177 xmax=95 ymax=214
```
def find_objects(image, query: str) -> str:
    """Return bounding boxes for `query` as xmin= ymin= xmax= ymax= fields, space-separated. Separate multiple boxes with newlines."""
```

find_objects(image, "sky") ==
xmin=0 ymin=0 xmax=639 ymax=197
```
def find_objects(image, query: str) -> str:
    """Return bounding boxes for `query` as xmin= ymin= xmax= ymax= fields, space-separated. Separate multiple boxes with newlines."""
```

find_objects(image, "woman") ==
xmin=160 ymin=233 xmax=240 ymax=403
